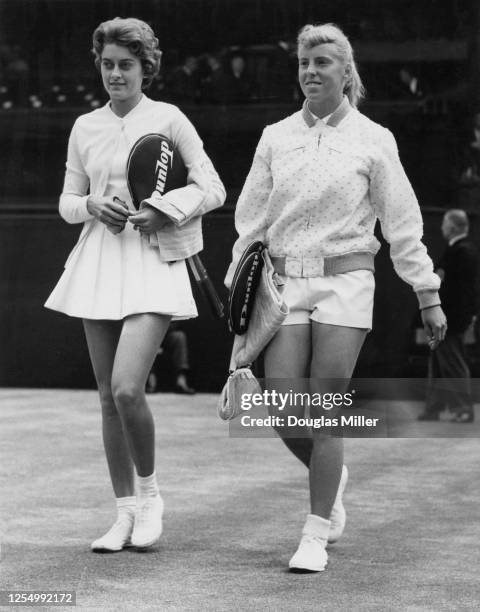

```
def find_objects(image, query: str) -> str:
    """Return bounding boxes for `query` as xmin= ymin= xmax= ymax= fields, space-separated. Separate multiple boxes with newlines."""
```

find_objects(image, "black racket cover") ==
xmin=126 ymin=132 xmax=225 ymax=319
xmin=127 ymin=133 xmax=188 ymax=208
xmin=228 ymin=241 xmax=265 ymax=335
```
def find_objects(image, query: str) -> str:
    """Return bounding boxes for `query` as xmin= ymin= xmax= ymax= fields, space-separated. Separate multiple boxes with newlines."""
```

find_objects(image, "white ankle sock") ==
xmin=304 ymin=514 xmax=331 ymax=544
xmin=116 ymin=496 xmax=136 ymax=520
xmin=137 ymin=472 xmax=159 ymax=499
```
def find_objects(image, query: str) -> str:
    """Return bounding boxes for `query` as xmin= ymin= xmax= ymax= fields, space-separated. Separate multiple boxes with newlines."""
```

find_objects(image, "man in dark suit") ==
xmin=420 ymin=209 xmax=479 ymax=422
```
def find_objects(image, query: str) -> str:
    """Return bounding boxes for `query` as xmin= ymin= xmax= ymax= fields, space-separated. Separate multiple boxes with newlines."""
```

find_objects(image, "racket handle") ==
xmin=187 ymin=254 xmax=225 ymax=319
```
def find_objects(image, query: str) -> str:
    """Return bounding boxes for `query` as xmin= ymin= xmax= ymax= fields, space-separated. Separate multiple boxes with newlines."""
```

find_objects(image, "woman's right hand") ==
xmin=86 ymin=196 xmax=129 ymax=234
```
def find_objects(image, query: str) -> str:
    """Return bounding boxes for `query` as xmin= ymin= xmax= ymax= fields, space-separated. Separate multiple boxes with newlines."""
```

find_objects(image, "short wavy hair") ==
xmin=92 ymin=17 xmax=162 ymax=89
xmin=297 ymin=23 xmax=365 ymax=108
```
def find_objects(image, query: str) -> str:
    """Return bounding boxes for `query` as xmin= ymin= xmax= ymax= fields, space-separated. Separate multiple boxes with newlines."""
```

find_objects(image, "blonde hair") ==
xmin=297 ymin=23 xmax=365 ymax=107
xmin=92 ymin=17 xmax=162 ymax=89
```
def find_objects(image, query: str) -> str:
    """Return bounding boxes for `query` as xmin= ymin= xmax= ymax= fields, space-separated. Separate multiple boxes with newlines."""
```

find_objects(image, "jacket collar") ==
xmin=104 ymin=94 xmax=149 ymax=121
xmin=449 ymin=233 xmax=468 ymax=247
xmin=302 ymin=96 xmax=351 ymax=128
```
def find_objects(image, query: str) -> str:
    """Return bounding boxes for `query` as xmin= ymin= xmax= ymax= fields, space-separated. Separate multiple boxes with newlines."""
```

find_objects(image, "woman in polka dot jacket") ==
xmin=225 ymin=23 xmax=447 ymax=573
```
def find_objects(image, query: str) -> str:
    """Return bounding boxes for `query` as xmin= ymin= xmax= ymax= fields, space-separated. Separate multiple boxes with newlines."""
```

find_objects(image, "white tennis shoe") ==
xmin=91 ymin=515 xmax=134 ymax=553
xmin=289 ymin=514 xmax=330 ymax=572
xmin=131 ymin=494 xmax=164 ymax=548
xmin=289 ymin=534 xmax=329 ymax=572
xmin=328 ymin=464 xmax=348 ymax=544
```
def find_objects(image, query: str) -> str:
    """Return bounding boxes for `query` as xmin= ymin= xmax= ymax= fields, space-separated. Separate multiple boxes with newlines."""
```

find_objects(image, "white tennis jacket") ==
xmin=59 ymin=95 xmax=225 ymax=261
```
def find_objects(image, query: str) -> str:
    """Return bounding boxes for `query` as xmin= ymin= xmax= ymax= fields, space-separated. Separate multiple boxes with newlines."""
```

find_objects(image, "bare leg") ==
xmin=309 ymin=323 xmax=367 ymax=518
xmin=264 ymin=324 xmax=313 ymax=466
xmin=83 ymin=319 xmax=134 ymax=498
xmin=111 ymin=313 xmax=171 ymax=477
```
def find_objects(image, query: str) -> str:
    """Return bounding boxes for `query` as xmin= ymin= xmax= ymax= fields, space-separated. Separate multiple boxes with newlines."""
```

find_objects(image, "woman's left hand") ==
xmin=421 ymin=305 xmax=447 ymax=350
xmin=128 ymin=206 xmax=171 ymax=234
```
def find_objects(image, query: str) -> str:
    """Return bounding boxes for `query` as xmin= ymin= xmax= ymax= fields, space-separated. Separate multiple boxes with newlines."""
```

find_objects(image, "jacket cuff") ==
xmin=416 ymin=290 xmax=441 ymax=309
xmin=79 ymin=197 xmax=96 ymax=223
xmin=141 ymin=196 xmax=185 ymax=226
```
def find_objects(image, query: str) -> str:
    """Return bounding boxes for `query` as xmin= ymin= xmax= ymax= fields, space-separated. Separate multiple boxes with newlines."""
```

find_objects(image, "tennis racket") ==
xmin=127 ymin=133 xmax=224 ymax=319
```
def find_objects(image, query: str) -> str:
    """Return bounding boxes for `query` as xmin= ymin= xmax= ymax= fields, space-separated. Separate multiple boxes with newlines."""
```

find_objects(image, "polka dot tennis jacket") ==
xmin=225 ymin=97 xmax=440 ymax=310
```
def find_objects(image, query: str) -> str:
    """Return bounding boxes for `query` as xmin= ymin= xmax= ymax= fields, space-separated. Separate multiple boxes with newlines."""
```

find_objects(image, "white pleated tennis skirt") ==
xmin=45 ymin=220 xmax=197 ymax=321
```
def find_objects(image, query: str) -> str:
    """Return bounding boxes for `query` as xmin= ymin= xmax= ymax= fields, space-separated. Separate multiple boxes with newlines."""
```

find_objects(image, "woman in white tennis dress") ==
xmin=45 ymin=17 xmax=225 ymax=552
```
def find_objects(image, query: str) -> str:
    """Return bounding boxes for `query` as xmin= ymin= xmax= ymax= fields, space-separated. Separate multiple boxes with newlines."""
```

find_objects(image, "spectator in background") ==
xmin=263 ymin=41 xmax=297 ymax=102
xmin=201 ymin=53 xmax=229 ymax=104
xmin=357 ymin=18 xmax=375 ymax=40
xmin=421 ymin=209 xmax=478 ymax=422
xmin=469 ymin=112 xmax=480 ymax=159
xmin=147 ymin=323 xmax=195 ymax=394
xmin=167 ymin=54 xmax=200 ymax=104
xmin=3 ymin=44 xmax=29 ymax=105
xmin=459 ymin=112 xmax=480 ymax=184
xmin=225 ymin=53 xmax=254 ymax=103
xmin=397 ymin=67 xmax=424 ymax=99
xmin=147 ymin=72 xmax=166 ymax=102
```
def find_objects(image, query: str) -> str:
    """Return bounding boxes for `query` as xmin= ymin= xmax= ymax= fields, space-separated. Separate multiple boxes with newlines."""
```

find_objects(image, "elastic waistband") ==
xmin=270 ymin=252 xmax=375 ymax=277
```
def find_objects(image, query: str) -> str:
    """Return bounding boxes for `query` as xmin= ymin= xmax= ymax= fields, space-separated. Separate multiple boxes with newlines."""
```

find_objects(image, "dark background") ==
xmin=2 ymin=0 xmax=480 ymax=391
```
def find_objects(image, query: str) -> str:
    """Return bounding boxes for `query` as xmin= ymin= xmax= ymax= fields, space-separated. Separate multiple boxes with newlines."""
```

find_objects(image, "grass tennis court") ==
xmin=1 ymin=389 xmax=478 ymax=611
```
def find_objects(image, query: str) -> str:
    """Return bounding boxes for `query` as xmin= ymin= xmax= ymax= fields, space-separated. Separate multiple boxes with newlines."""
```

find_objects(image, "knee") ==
xmin=97 ymin=385 xmax=117 ymax=418
xmin=112 ymin=381 xmax=144 ymax=414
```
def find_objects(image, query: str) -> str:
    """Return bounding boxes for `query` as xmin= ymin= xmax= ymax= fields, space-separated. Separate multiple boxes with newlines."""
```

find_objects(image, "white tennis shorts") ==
xmin=280 ymin=269 xmax=375 ymax=329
